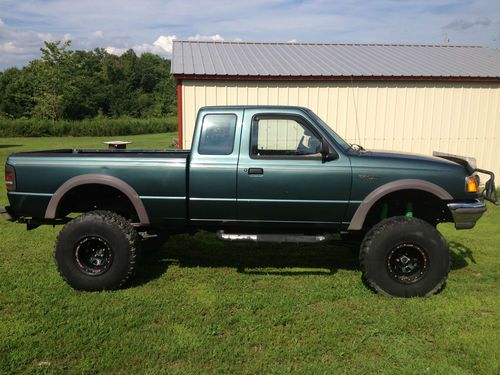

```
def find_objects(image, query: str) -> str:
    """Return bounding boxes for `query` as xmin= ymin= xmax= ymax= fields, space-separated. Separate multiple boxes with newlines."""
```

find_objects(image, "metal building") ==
xmin=171 ymin=41 xmax=500 ymax=176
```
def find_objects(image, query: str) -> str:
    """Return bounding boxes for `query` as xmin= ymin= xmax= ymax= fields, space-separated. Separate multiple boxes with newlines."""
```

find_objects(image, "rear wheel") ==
xmin=359 ymin=216 xmax=449 ymax=297
xmin=55 ymin=210 xmax=139 ymax=291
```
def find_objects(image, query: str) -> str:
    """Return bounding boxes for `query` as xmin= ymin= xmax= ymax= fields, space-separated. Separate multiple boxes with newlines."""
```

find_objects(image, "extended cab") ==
xmin=2 ymin=106 xmax=497 ymax=296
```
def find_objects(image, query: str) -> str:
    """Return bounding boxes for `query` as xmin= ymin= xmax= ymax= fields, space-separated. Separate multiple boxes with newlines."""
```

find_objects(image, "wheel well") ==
xmin=362 ymin=189 xmax=452 ymax=230
xmin=56 ymin=184 xmax=139 ymax=221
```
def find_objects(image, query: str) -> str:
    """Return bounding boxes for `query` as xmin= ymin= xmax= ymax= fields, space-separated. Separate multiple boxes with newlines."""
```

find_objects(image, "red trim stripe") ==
xmin=176 ymin=80 xmax=183 ymax=149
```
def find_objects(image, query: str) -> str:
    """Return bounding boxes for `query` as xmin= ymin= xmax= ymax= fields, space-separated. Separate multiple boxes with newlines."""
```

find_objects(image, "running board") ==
xmin=216 ymin=230 xmax=332 ymax=244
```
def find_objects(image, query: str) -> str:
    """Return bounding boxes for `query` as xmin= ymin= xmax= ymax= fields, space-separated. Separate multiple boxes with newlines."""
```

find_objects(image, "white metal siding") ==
xmin=181 ymin=80 xmax=500 ymax=178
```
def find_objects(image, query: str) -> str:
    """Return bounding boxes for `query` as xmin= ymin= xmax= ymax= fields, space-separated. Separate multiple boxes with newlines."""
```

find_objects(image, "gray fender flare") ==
xmin=45 ymin=174 xmax=150 ymax=225
xmin=347 ymin=179 xmax=453 ymax=230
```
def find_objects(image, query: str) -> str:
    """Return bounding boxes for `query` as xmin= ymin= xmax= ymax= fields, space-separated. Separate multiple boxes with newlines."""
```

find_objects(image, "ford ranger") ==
xmin=2 ymin=106 xmax=497 ymax=297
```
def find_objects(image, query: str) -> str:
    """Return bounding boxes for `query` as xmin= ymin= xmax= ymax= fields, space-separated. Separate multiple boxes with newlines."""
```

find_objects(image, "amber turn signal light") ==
xmin=466 ymin=176 xmax=478 ymax=193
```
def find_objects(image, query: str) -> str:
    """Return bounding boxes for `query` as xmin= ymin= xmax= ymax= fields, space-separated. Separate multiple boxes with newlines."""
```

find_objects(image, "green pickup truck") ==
xmin=2 ymin=106 xmax=497 ymax=297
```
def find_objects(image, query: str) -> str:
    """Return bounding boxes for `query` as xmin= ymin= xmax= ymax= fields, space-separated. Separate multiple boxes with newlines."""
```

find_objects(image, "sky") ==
xmin=0 ymin=0 xmax=499 ymax=70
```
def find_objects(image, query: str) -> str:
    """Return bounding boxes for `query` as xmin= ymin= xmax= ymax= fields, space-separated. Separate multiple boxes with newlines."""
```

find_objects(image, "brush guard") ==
xmin=474 ymin=168 xmax=498 ymax=205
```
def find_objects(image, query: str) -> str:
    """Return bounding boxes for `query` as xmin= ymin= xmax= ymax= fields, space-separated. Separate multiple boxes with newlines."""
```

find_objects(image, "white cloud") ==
xmin=105 ymin=34 xmax=227 ymax=57
xmin=106 ymin=34 xmax=177 ymax=56
xmin=287 ymin=39 xmax=298 ymax=43
xmin=91 ymin=30 xmax=104 ymax=38
xmin=187 ymin=34 xmax=224 ymax=42
xmin=0 ymin=41 xmax=25 ymax=54
xmin=36 ymin=32 xmax=54 ymax=41
xmin=153 ymin=35 xmax=177 ymax=53
xmin=0 ymin=18 xmax=61 ymax=68
xmin=444 ymin=17 xmax=491 ymax=30
xmin=104 ymin=46 xmax=127 ymax=55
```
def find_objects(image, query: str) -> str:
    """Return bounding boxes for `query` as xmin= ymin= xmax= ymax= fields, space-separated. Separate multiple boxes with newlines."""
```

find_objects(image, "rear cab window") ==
xmin=198 ymin=114 xmax=237 ymax=155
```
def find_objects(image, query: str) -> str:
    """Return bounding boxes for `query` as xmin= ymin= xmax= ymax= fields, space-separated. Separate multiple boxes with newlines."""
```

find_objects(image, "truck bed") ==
xmin=6 ymin=149 xmax=190 ymax=223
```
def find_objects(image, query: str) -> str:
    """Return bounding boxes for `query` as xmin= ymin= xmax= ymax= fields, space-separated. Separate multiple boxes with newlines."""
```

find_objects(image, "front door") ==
xmin=237 ymin=110 xmax=351 ymax=225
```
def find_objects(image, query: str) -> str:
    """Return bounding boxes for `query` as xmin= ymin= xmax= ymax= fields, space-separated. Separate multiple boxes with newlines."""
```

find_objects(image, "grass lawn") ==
xmin=0 ymin=134 xmax=499 ymax=374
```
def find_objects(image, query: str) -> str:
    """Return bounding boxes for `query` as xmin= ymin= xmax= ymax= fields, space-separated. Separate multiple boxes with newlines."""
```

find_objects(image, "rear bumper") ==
xmin=447 ymin=200 xmax=487 ymax=230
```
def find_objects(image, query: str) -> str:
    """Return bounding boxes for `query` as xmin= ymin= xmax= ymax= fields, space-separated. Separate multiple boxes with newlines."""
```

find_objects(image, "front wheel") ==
xmin=55 ymin=210 xmax=140 ymax=291
xmin=359 ymin=216 xmax=450 ymax=297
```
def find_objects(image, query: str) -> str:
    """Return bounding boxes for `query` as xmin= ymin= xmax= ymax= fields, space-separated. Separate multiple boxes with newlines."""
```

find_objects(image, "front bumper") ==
xmin=447 ymin=200 xmax=487 ymax=230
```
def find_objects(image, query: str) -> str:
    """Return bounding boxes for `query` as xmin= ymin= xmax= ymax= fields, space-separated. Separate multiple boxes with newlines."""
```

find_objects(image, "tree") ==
xmin=0 ymin=40 xmax=177 ymax=120
xmin=30 ymin=41 xmax=74 ymax=121
xmin=0 ymin=67 xmax=35 ymax=118
xmin=62 ymin=49 xmax=107 ymax=119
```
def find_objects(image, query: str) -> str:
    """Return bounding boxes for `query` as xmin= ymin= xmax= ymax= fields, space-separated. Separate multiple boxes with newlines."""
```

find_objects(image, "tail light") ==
xmin=466 ymin=175 xmax=478 ymax=193
xmin=5 ymin=164 xmax=15 ymax=191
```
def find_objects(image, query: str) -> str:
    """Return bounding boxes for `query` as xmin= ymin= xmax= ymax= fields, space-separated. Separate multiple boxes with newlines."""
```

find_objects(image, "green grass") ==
xmin=0 ymin=135 xmax=499 ymax=374
xmin=0 ymin=133 xmax=177 ymax=153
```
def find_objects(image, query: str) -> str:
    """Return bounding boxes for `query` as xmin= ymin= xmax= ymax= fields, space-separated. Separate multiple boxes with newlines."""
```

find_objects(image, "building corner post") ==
xmin=176 ymin=79 xmax=183 ymax=149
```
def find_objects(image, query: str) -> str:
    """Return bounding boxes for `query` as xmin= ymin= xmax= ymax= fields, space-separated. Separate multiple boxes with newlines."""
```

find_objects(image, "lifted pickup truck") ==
xmin=2 ymin=106 xmax=497 ymax=297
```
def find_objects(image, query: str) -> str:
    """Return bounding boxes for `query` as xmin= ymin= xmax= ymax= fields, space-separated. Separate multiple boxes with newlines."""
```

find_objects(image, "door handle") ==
xmin=248 ymin=168 xmax=264 ymax=175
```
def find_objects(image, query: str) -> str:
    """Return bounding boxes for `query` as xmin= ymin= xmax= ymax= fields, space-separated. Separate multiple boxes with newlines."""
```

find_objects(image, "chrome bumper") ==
xmin=447 ymin=200 xmax=487 ymax=230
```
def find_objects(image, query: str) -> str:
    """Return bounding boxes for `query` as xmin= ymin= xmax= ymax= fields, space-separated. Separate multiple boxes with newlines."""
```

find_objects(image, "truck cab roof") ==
xmin=199 ymin=105 xmax=311 ymax=112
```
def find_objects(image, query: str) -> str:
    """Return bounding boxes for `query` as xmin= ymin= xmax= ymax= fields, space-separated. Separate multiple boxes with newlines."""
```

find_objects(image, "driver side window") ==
xmin=250 ymin=116 xmax=322 ymax=158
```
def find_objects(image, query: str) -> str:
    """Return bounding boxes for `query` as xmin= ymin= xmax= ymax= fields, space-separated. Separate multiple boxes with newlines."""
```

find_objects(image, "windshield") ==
xmin=306 ymin=110 xmax=351 ymax=151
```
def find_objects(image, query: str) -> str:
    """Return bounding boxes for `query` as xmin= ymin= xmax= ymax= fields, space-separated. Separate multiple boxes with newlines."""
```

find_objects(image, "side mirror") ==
xmin=321 ymin=141 xmax=337 ymax=163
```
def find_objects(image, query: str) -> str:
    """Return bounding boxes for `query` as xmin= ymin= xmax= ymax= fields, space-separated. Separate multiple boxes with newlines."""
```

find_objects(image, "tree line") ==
xmin=0 ymin=41 xmax=177 ymax=121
